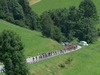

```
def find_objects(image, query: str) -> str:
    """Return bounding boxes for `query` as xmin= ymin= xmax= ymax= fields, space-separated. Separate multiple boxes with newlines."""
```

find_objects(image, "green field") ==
xmin=29 ymin=0 xmax=100 ymax=74
xmin=27 ymin=38 xmax=100 ymax=75
xmin=0 ymin=0 xmax=100 ymax=75
xmin=0 ymin=19 xmax=62 ymax=57
xmin=1 ymin=39 xmax=100 ymax=75
xmin=32 ymin=0 xmax=100 ymax=17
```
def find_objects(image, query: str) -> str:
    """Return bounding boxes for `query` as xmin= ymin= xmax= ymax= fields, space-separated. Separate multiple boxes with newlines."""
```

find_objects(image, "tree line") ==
xmin=0 ymin=0 xmax=38 ymax=30
xmin=40 ymin=0 xmax=99 ymax=43
xmin=0 ymin=0 xmax=99 ymax=43
xmin=0 ymin=30 xmax=29 ymax=75
xmin=0 ymin=0 xmax=99 ymax=75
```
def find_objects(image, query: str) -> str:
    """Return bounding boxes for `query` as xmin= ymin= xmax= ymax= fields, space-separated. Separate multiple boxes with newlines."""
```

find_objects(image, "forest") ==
xmin=0 ymin=0 xmax=99 ymax=43
xmin=0 ymin=0 xmax=100 ymax=75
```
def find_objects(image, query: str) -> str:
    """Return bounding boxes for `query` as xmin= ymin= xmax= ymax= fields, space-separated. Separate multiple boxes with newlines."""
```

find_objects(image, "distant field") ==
xmin=28 ymin=0 xmax=41 ymax=5
xmin=31 ymin=0 xmax=81 ymax=15
xmin=31 ymin=0 xmax=100 ymax=29
xmin=0 ymin=20 xmax=62 ymax=57
xmin=31 ymin=0 xmax=100 ymax=16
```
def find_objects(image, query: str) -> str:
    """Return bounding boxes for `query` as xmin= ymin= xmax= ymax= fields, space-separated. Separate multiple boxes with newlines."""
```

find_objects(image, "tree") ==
xmin=47 ymin=7 xmax=79 ymax=42
xmin=64 ymin=6 xmax=78 ymax=41
xmin=0 ymin=30 xmax=29 ymax=75
xmin=48 ymin=8 xmax=68 ymax=29
xmin=50 ymin=25 xmax=63 ymax=42
xmin=0 ymin=0 xmax=38 ymax=30
xmin=40 ymin=12 xmax=54 ymax=37
xmin=68 ymin=6 xmax=79 ymax=21
xmin=40 ymin=12 xmax=63 ymax=42
xmin=78 ymin=0 xmax=98 ymax=43
xmin=47 ymin=8 xmax=70 ymax=41
xmin=76 ymin=18 xmax=98 ymax=43
xmin=18 ymin=0 xmax=39 ymax=30
xmin=79 ymin=0 xmax=99 ymax=20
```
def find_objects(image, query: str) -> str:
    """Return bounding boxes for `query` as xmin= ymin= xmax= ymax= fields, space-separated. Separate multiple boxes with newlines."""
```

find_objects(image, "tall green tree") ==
xmin=0 ymin=30 xmax=29 ymax=75
xmin=40 ymin=12 xmax=54 ymax=37
xmin=79 ymin=0 xmax=99 ymax=20
xmin=47 ymin=9 xmax=69 ymax=41
xmin=65 ymin=6 xmax=78 ymax=41
xmin=0 ymin=0 xmax=38 ymax=30
xmin=18 ymin=0 xmax=39 ymax=30
xmin=48 ymin=8 xmax=68 ymax=29
xmin=76 ymin=18 xmax=98 ymax=43
xmin=78 ymin=0 xmax=98 ymax=43
xmin=50 ymin=25 xmax=63 ymax=42
xmin=40 ymin=12 xmax=63 ymax=42
xmin=47 ymin=7 xmax=79 ymax=42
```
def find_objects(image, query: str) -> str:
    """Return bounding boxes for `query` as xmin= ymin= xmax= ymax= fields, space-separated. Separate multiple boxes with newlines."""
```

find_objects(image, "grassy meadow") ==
xmin=0 ymin=20 xmax=62 ymax=57
xmin=28 ymin=38 xmax=100 ymax=75
xmin=29 ymin=0 xmax=100 ymax=74
xmin=0 ymin=0 xmax=100 ymax=75
xmin=31 ymin=0 xmax=100 ymax=17
xmin=1 ymin=39 xmax=100 ymax=75
xmin=1 ymin=38 xmax=100 ymax=75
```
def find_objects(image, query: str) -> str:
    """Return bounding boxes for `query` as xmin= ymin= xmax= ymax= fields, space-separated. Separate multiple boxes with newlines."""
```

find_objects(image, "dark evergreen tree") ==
xmin=0 ymin=0 xmax=38 ymax=30
xmin=0 ymin=30 xmax=29 ymax=75
xmin=18 ymin=0 xmax=39 ymax=30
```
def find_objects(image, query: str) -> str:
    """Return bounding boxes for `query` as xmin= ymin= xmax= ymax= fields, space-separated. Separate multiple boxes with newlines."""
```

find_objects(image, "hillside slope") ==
xmin=0 ymin=20 xmax=62 ymax=57
xmin=28 ymin=39 xmax=100 ymax=75
xmin=31 ymin=0 xmax=100 ymax=16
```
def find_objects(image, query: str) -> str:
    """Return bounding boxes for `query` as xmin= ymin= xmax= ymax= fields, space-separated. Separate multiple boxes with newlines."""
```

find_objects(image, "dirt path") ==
xmin=28 ymin=0 xmax=41 ymax=5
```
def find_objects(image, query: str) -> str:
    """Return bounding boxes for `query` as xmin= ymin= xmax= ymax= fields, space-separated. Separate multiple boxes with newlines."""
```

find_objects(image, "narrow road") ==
xmin=0 ymin=45 xmax=81 ymax=73
xmin=26 ymin=45 xmax=81 ymax=64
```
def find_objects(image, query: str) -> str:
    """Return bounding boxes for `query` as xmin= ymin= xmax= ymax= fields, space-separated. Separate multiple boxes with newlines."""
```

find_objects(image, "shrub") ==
xmin=65 ymin=57 xmax=73 ymax=64
xmin=59 ymin=64 xmax=65 ymax=68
